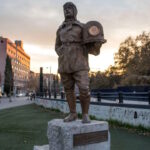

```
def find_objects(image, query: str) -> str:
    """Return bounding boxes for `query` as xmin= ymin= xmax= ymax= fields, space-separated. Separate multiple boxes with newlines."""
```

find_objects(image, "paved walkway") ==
xmin=0 ymin=96 xmax=34 ymax=110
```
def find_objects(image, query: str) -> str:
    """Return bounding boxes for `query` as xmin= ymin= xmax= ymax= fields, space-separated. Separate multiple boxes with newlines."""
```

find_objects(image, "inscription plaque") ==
xmin=73 ymin=130 xmax=108 ymax=147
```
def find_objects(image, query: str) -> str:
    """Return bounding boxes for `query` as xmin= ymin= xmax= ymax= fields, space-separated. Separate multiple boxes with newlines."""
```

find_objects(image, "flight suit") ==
xmin=55 ymin=20 xmax=90 ymax=121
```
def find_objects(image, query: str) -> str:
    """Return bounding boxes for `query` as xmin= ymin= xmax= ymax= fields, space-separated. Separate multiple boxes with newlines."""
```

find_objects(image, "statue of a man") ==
xmin=55 ymin=2 xmax=105 ymax=123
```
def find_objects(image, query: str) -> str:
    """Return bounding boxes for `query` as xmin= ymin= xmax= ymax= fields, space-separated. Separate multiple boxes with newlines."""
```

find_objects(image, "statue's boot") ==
xmin=80 ymin=95 xmax=91 ymax=123
xmin=64 ymin=92 xmax=78 ymax=122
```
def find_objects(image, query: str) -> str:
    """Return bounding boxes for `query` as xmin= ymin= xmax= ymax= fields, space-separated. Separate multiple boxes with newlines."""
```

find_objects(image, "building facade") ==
xmin=0 ymin=36 xmax=30 ymax=94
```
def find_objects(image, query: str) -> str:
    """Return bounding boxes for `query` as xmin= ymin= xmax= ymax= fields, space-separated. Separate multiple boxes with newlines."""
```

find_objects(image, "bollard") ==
xmin=118 ymin=92 xmax=123 ymax=104
xmin=148 ymin=91 xmax=150 ymax=105
xmin=41 ymin=92 xmax=43 ymax=98
xmin=54 ymin=92 xmax=57 ymax=99
xmin=64 ymin=92 xmax=66 ymax=99
xmin=49 ymin=92 xmax=51 ymax=99
xmin=97 ymin=92 xmax=101 ymax=102
xmin=61 ymin=92 xmax=64 ymax=99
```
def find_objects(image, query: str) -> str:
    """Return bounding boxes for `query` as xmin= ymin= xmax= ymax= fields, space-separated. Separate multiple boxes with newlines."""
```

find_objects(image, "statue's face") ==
xmin=64 ymin=6 xmax=74 ymax=19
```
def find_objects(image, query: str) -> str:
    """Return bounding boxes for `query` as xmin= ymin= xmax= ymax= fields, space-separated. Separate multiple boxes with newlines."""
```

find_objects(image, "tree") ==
xmin=4 ymin=55 xmax=13 ymax=96
xmin=89 ymin=71 xmax=111 ymax=89
xmin=27 ymin=74 xmax=39 ymax=92
xmin=114 ymin=37 xmax=136 ymax=75
xmin=114 ymin=32 xmax=150 ymax=86
xmin=39 ymin=67 xmax=43 ymax=95
xmin=104 ymin=66 xmax=121 ymax=88
xmin=89 ymin=32 xmax=150 ymax=89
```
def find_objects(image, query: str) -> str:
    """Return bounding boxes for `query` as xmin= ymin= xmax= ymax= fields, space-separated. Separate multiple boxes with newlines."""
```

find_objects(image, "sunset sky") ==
xmin=0 ymin=0 xmax=150 ymax=73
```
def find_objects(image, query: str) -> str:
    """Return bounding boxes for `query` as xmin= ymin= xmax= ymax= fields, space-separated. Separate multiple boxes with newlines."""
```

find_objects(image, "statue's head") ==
xmin=63 ymin=2 xmax=77 ymax=21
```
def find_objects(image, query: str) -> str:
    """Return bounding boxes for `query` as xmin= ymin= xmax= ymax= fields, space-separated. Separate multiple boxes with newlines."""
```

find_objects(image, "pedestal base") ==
xmin=47 ymin=119 xmax=110 ymax=150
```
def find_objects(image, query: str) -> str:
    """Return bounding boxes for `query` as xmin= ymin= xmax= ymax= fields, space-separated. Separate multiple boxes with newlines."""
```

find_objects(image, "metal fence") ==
xmin=36 ymin=91 xmax=150 ymax=107
xmin=92 ymin=91 xmax=150 ymax=104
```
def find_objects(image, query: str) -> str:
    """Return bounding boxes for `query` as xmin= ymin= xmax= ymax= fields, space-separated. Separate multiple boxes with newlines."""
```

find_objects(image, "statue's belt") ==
xmin=62 ymin=41 xmax=82 ymax=46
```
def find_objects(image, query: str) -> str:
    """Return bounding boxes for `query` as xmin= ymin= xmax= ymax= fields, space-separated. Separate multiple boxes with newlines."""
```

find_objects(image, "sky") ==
xmin=0 ymin=0 xmax=150 ymax=73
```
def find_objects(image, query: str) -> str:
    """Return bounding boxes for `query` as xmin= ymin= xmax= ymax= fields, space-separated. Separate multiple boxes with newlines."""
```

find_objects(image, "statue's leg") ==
xmin=60 ymin=73 xmax=78 ymax=122
xmin=80 ymin=93 xmax=91 ymax=123
xmin=73 ymin=71 xmax=91 ymax=123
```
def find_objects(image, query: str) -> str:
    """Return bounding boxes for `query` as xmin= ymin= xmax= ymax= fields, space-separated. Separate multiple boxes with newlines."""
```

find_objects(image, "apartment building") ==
xmin=0 ymin=36 xmax=30 ymax=94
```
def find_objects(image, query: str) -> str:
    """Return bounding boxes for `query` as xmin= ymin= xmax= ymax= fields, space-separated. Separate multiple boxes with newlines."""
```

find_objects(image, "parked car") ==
xmin=16 ymin=93 xmax=26 ymax=97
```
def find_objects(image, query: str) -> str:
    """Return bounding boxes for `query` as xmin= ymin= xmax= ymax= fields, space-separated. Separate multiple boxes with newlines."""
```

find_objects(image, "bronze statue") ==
xmin=55 ymin=2 xmax=106 ymax=123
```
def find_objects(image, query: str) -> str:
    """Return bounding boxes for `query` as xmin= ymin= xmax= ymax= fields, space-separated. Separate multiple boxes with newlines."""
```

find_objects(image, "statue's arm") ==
xmin=55 ymin=29 xmax=63 ymax=56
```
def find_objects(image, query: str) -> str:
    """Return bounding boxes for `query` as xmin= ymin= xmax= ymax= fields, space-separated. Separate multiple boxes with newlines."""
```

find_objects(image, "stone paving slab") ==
xmin=0 ymin=96 xmax=34 ymax=110
xmin=33 ymin=145 xmax=49 ymax=150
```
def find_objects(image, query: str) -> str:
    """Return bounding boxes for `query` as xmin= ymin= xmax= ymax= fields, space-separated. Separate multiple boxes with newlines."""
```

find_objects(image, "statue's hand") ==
xmin=85 ymin=41 xmax=102 ymax=47
xmin=94 ymin=42 xmax=102 ymax=49
xmin=57 ymin=45 xmax=64 ymax=56
xmin=86 ymin=42 xmax=102 ymax=56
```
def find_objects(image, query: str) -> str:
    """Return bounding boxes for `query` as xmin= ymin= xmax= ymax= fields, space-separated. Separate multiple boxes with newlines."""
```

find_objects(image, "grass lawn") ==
xmin=0 ymin=104 xmax=150 ymax=150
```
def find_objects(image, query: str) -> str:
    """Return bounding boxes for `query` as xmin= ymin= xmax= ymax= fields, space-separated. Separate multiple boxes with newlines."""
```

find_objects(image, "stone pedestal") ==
xmin=47 ymin=119 xmax=110 ymax=150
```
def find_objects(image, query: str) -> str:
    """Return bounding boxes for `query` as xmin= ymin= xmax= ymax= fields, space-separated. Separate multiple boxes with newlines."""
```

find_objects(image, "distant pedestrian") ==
xmin=33 ymin=93 xmax=35 ymax=100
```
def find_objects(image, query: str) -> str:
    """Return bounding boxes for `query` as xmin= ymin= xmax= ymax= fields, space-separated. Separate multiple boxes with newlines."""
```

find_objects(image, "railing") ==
xmin=92 ymin=91 xmax=150 ymax=104
xmin=36 ymin=91 xmax=150 ymax=108
xmin=36 ymin=92 xmax=65 ymax=99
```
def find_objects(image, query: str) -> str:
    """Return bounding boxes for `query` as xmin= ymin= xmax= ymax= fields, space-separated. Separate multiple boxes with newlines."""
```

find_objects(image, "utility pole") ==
xmin=40 ymin=67 xmax=43 ymax=97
